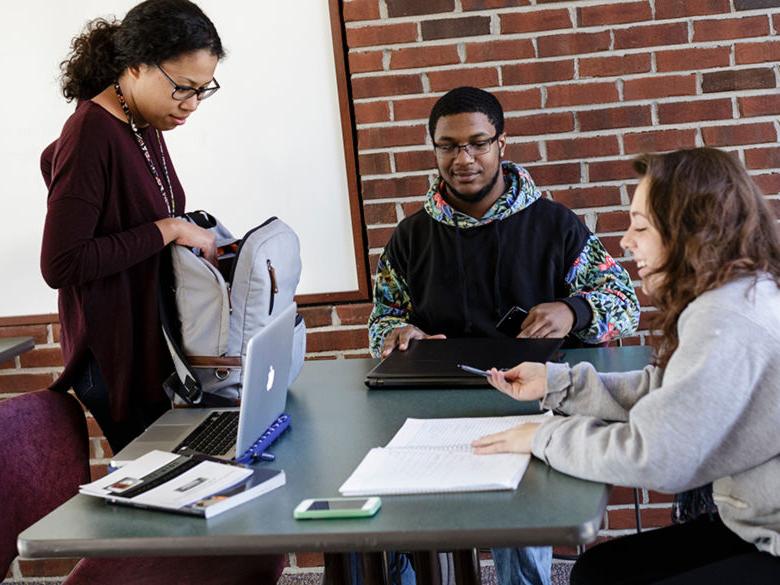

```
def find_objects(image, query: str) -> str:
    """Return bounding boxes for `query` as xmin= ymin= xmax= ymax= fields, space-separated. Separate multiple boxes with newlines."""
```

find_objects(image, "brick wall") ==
xmin=3 ymin=0 xmax=780 ymax=581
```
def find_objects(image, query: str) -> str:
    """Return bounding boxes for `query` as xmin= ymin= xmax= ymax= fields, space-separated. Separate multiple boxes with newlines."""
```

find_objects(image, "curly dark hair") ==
xmin=635 ymin=147 xmax=780 ymax=368
xmin=60 ymin=0 xmax=224 ymax=101
xmin=428 ymin=86 xmax=505 ymax=139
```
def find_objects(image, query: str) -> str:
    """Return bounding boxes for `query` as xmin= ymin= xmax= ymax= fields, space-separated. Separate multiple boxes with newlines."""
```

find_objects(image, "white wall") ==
xmin=0 ymin=0 xmax=358 ymax=318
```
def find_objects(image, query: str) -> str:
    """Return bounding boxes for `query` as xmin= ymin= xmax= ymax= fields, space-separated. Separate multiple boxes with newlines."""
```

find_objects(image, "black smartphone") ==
xmin=496 ymin=305 xmax=529 ymax=337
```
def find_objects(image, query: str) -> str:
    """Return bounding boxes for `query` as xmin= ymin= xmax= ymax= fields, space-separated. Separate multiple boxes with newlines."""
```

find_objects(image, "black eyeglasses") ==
xmin=433 ymin=133 xmax=500 ymax=158
xmin=157 ymin=65 xmax=220 ymax=101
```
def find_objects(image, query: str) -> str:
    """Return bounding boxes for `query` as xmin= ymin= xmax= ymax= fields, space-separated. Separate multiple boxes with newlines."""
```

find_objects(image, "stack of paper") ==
xmin=339 ymin=415 xmax=548 ymax=496
xmin=81 ymin=450 xmax=285 ymax=518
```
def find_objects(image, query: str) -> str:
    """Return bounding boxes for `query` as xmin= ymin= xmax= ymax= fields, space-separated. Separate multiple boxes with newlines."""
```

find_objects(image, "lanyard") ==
xmin=113 ymin=82 xmax=176 ymax=217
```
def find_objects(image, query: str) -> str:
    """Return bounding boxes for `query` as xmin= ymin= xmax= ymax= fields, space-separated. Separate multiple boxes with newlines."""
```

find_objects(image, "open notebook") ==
xmin=339 ymin=415 xmax=550 ymax=496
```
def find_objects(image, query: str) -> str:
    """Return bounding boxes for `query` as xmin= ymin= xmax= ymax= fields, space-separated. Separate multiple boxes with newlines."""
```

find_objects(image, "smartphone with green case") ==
xmin=293 ymin=496 xmax=381 ymax=520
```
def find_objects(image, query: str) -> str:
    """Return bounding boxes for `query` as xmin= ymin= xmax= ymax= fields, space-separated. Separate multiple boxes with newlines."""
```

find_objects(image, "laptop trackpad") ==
xmin=138 ymin=425 xmax=188 ymax=443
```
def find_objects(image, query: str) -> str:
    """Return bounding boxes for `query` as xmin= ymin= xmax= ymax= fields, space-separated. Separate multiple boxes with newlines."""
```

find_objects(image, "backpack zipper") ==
xmin=267 ymin=259 xmax=278 ymax=315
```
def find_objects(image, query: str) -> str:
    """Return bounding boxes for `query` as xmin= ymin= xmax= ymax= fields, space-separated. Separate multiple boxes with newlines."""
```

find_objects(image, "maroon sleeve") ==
xmin=40 ymin=114 xmax=165 ymax=289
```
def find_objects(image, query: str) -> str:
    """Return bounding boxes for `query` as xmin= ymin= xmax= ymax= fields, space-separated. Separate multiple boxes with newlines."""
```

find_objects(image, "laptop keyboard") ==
xmin=174 ymin=411 xmax=239 ymax=456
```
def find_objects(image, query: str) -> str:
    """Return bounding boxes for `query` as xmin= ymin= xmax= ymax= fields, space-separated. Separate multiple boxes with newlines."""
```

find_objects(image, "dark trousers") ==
xmin=571 ymin=515 xmax=780 ymax=585
xmin=72 ymin=356 xmax=169 ymax=454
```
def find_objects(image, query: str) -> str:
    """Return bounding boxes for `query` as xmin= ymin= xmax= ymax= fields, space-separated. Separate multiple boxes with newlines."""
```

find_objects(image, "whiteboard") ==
xmin=0 ymin=0 xmax=359 ymax=318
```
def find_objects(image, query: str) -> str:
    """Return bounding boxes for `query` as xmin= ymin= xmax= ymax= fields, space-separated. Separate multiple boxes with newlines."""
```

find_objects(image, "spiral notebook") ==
xmin=339 ymin=415 xmax=549 ymax=496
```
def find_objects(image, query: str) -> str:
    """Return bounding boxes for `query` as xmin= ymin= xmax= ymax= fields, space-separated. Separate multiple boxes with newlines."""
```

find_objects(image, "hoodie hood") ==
xmin=423 ymin=161 xmax=541 ymax=227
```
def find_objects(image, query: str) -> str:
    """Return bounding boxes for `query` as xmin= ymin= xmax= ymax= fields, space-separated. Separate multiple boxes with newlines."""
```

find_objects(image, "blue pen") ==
xmin=457 ymin=364 xmax=492 ymax=377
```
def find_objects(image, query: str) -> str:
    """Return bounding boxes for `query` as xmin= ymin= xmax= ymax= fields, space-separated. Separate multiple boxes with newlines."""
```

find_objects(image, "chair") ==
xmin=0 ymin=390 xmax=284 ymax=585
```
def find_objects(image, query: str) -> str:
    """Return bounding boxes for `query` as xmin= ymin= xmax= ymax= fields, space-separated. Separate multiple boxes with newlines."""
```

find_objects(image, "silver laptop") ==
xmin=111 ymin=302 xmax=296 ymax=467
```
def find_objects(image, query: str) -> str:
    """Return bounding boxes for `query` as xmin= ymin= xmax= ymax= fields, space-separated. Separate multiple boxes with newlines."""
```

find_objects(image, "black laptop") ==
xmin=364 ymin=337 xmax=564 ymax=389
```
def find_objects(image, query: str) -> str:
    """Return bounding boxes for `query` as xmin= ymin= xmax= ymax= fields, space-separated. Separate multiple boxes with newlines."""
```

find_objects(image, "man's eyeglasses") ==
xmin=433 ymin=133 xmax=500 ymax=158
xmin=157 ymin=65 xmax=220 ymax=101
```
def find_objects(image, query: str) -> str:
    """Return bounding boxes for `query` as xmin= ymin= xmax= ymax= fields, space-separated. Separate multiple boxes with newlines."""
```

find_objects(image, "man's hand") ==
xmin=472 ymin=422 xmax=542 ymax=455
xmin=518 ymin=301 xmax=575 ymax=338
xmin=485 ymin=362 xmax=547 ymax=402
xmin=380 ymin=325 xmax=446 ymax=357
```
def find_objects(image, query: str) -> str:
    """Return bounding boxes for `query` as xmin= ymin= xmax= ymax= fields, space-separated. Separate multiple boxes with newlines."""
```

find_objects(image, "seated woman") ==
xmin=473 ymin=147 xmax=780 ymax=584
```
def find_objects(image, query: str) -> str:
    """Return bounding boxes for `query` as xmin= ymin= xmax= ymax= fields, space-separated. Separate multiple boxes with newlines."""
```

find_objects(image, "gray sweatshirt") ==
xmin=532 ymin=276 xmax=780 ymax=556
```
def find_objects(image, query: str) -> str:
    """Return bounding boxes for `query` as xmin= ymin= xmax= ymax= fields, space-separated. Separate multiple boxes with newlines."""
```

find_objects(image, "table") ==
xmin=0 ymin=336 xmax=35 ymax=365
xmin=18 ymin=346 xmax=651 ymax=583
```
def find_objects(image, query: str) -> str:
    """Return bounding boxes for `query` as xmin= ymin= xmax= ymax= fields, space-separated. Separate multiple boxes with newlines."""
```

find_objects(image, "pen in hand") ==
xmin=457 ymin=364 xmax=503 ymax=377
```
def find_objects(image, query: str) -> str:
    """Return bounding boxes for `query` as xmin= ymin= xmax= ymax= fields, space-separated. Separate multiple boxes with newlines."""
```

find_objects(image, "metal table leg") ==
xmin=453 ymin=549 xmax=481 ymax=585
xmin=411 ymin=551 xmax=443 ymax=585
xmin=324 ymin=552 xmax=352 ymax=585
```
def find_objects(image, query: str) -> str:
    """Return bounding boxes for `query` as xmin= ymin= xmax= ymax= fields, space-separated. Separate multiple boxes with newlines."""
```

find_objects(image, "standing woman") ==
xmin=41 ymin=0 xmax=222 ymax=453
xmin=474 ymin=147 xmax=780 ymax=583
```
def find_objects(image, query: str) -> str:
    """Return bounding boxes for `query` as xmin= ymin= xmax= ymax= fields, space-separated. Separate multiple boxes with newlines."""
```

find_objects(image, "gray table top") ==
xmin=0 ymin=336 xmax=35 ymax=365
xmin=18 ymin=346 xmax=651 ymax=559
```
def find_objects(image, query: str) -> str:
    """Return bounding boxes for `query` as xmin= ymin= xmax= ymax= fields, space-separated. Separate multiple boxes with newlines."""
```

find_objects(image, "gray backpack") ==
xmin=160 ymin=211 xmax=306 ymax=405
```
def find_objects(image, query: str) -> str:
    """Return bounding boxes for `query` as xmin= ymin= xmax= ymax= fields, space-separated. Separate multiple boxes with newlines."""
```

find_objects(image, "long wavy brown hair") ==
xmin=634 ymin=148 xmax=780 ymax=368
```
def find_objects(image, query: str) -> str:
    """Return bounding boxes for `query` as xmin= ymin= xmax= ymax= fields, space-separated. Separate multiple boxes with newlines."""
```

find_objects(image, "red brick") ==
xmin=504 ymin=141 xmax=542 ymax=163
xmin=745 ymin=147 xmax=780 ymax=169
xmin=702 ymin=122 xmax=777 ymax=147
xmin=351 ymin=73 xmax=422 ymax=99
xmin=538 ymin=31 xmax=611 ymax=58
xmin=19 ymin=347 xmax=64 ymax=368
xmin=578 ymin=106 xmax=651 ymax=132
xmin=735 ymin=41 xmax=780 ymax=65
xmin=354 ymin=101 xmax=391 ymax=124
xmin=427 ymin=67 xmax=499 ymax=92
xmin=526 ymin=162 xmax=581 ymax=186
xmin=596 ymin=210 xmax=631 ymax=232
xmin=608 ymin=507 xmax=672 ymax=530
xmin=492 ymin=88 xmax=542 ymax=112
xmin=623 ymin=75 xmax=697 ymax=101
xmin=364 ymin=202 xmax=398 ymax=225
xmin=421 ymin=16 xmax=491 ymax=41
xmin=349 ymin=50 xmax=384 ymax=74
xmin=694 ymin=15 xmax=770 ymax=42
xmin=551 ymin=187 xmax=622 ymax=209
xmin=336 ymin=303 xmax=374 ymax=326
xmin=702 ymin=68 xmax=776 ymax=93
xmin=768 ymin=198 xmax=780 ymax=219
xmin=296 ymin=552 xmax=326 ymax=567
xmin=546 ymin=135 xmax=621 ymax=162
xmin=648 ymin=490 xmax=675 ymax=503
xmin=752 ymin=173 xmax=780 ymax=195
xmin=18 ymin=558 xmax=80 ymax=577
xmin=394 ymin=96 xmax=440 ymax=121
xmin=298 ymin=306 xmax=333 ymax=328
xmin=608 ymin=486 xmax=642 ymax=505
xmin=579 ymin=54 xmax=651 ymax=78
xmin=307 ymin=328 xmax=369 ymax=352
xmin=359 ymin=152 xmax=392 ymax=175
xmin=0 ymin=324 xmax=48 ymax=344
xmin=599 ymin=235 xmax=626 ymax=258
xmin=624 ymin=129 xmax=697 ymax=154
xmin=387 ymin=0 xmax=454 ymax=17
xmin=500 ymin=9 xmax=572 ymax=34
xmin=589 ymin=159 xmax=636 ymax=182
xmin=736 ymin=0 xmax=780 ymax=9
xmin=578 ymin=1 xmax=652 ymax=26
xmin=357 ymin=124 xmax=426 ymax=149
xmin=305 ymin=355 xmax=338 ymax=361
xmin=465 ymin=39 xmax=535 ymax=63
xmin=502 ymin=60 xmax=575 ymax=85
xmin=657 ymin=98 xmax=733 ymax=125
xmin=655 ymin=0 xmax=730 ymax=19
xmin=614 ymin=22 xmax=688 ymax=50
xmin=401 ymin=201 xmax=425 ymax=217
xmin=85 ymin=415 xmax=103 ymax=437
xmin=546 ymin=82 xmax=619 ymax=108
xmin=362 ymin=175 xmax=431 ymax=199
xmin=346 ymin=22 xmax=418 ymax=49
xmin=343 ymin=0 xmax=381 ymax=22
xmin=505 ymin=112 xmax=574 ymax=136
xmin=395 ymin=149 xmax=436 ymax=173
xmin=389 ymin=45 xmax=461 ymax=70
xmin=90 ymin=464 xmax=109 ymax=481
xmin=775 ymin=13 xmax=780 ymax=31
xmin=655 ymin=46 xmax=731 ymax=72
xmin=53 ymin=323 xmax=61 ymax=342
xmin=462 ymin=0 xmax=531 ymax=8
xmin=0 ymin=373 xmax=53 ymax=393
xmin=369 ymin=252 xmax=381 ymax=274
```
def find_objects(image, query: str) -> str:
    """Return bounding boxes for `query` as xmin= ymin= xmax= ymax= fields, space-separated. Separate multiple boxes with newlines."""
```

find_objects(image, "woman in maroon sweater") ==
xmin=41 ymin=0 xmax=223 ymax=453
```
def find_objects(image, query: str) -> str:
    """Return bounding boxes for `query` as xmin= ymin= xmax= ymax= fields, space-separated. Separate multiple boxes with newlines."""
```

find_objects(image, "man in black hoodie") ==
xmin=368 ymin=87 xmax=639 ymax=585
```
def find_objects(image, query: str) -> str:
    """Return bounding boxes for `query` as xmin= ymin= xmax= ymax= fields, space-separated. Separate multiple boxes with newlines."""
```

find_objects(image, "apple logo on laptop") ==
xmin=266 ymin=366 xmax=275 ymax=392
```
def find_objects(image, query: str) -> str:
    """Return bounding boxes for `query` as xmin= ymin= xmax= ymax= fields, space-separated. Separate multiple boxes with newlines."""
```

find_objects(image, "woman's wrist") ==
xmin=154 ymin=218 xmax=179 ymax=245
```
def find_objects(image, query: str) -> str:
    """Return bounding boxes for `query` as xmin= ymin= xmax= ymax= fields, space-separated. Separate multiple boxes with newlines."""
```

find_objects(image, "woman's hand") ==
xmin=380 ymin=325 xmax=446 ymax=357
xmin=155 ymin=218 xmax=217 ymax=266
xmin=486 ymin=362 xmax=547 ymax=402
xmin=472 ymin=422 xmax=542 ymax=454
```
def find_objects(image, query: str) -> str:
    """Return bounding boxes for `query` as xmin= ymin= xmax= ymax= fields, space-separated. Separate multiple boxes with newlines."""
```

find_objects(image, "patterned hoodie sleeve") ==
xmin=566 ymin=235 xmax=640 ymax=344
xmin=368 ymin=251 xmax=414 ymax=357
